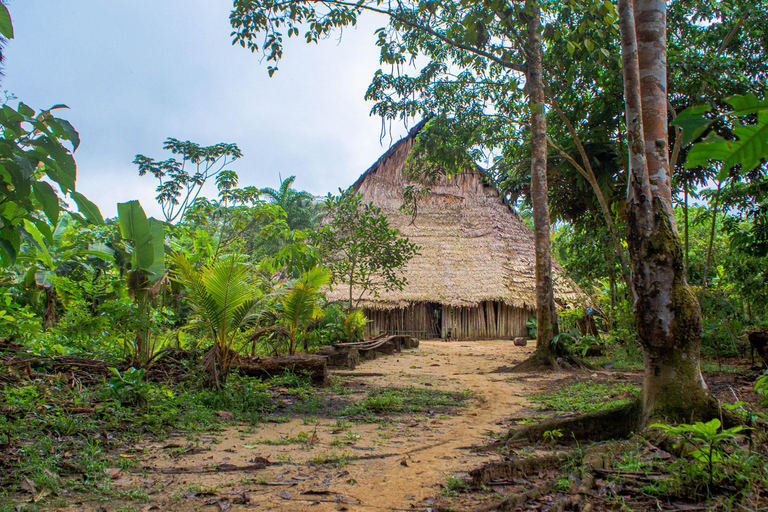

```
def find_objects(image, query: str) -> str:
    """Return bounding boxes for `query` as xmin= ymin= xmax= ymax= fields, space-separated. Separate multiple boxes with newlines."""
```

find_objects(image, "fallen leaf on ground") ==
xmin=20 ymin=477 xmax=36 ymax=494
xmin=104 ymin=468 xmax=121 ymax=479
xmin=215 ymin=411 xmax=234 ymax=421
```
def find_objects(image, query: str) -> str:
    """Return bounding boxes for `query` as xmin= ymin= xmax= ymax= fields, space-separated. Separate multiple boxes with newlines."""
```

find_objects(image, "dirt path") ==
xmin=108 ymin=340 xmax=553 ymax=512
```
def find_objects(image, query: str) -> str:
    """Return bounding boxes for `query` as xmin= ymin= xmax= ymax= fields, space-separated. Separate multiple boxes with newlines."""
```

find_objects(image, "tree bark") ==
xmin=527 ymin=0 xmax=558 ymax=361
xmin=618 ymin=0 xmax=712 ymax=425
xmin=233 ymin=355 xmax=329 ymax=386
xmin=684 ymin=181 xmax=689 ymax=279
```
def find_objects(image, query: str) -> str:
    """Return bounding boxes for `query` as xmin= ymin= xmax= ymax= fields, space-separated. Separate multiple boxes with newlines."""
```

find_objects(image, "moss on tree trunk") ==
xmin=633 ymin=198 xmax=713 ymax=424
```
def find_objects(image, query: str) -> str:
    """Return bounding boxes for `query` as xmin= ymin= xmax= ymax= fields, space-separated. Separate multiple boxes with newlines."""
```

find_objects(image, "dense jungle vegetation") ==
xmin=2 ymin=0 xmax=768 ymax=510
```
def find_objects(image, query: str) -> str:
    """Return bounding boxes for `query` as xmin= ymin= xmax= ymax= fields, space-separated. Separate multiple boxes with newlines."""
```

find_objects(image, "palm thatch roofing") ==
xmin=325 ymin=121 xmax=585 ymax=311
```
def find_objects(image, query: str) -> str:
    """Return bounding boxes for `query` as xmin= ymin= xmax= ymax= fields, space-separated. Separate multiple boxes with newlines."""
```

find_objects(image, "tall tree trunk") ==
xmin=684 ymin=181 xmax=689 ymax=279
xmin=700 ymin=180 xmax=722 ymax=303
xmin=527 ymin=0 xmax=558 ymax=361
xmin=618 ymin=0 xmax=714 ymax=425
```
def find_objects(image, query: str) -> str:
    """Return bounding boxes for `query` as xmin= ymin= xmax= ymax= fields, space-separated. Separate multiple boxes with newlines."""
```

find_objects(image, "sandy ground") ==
xmin=99 ymin=340 xmax=554 ymax=512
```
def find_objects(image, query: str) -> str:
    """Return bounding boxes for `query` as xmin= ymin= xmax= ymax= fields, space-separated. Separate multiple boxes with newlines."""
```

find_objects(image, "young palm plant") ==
xmin=170 ymin=252 xmax=257 ymax=388
xmin=280 ymin=266 xmax=329 ymax=354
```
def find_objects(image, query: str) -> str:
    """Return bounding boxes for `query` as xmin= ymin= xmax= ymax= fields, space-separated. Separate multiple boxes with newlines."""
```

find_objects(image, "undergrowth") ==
xmin=530 ymin=380 xmax=639 ymax=414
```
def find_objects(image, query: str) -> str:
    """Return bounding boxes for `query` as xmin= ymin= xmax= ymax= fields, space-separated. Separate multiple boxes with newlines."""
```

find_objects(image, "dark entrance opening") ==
xmin=426 ymin=302 xmax=442 ymax=338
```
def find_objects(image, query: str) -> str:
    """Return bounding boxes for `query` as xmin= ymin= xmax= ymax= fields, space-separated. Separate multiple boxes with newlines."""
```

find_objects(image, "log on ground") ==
xmin=233 ymin=355 xmax=329 ymax=386
xmin=316 ymin=346 xmax=359 ymax=370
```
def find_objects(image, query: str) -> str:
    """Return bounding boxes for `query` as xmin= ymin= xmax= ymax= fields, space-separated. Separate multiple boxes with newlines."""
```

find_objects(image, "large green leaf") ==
xmin=0 ymin=3 xmax=13 ymax=39
xmin=52 ymin=216 xmax=72 ymax=249
xmin=724 ymin=93 xmax=768 ymax=117
xmin=671 ymin=105 xmax=712 ymax=146
xmin=117 ymin=200 xmax=155 ymax=271
xmin=23 ymin=220 xmax=53 ymax=270
xmin=70 ymin=191 xmax=104 ymax=225
xmin=146 ymin=218 xmax=166 ymax=280
xmin=685 ymin=94 xmax=768 ymax=179
xmin=32 ymin=181 xmax=60 ymax=227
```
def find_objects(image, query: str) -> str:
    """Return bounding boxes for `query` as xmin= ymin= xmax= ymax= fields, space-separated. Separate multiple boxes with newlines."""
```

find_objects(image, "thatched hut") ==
xmin=326 ymin=122 xmax=585 ymax=340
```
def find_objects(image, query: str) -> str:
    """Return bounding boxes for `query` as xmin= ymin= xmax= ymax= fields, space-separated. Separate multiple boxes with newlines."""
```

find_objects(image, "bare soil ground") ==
xmin=28 ymin=341 xmax=761 ymax=512
xmin=68 ymin=340 xmax=560 ymax=512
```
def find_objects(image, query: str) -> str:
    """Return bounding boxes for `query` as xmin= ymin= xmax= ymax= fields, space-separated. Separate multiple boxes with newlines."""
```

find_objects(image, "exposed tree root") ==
xmin=499 ymin=346 xmax=595 ymax=373
xmin=468 ymin=452 xmax=574 ymax=487
xmin=470 ymin=481 xmax=558 ymax=512
xmin=505 ymin=400 xmax=642 ymax=444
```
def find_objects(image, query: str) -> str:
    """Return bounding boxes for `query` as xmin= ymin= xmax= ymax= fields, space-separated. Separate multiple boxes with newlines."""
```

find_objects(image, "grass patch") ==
xmin=589 ymin=344 xmax=643 ymax=371
xmin=337 ymin=386 xmax=473 ymax=417
xmin=530 ymin=380 xmax=639 ymax=414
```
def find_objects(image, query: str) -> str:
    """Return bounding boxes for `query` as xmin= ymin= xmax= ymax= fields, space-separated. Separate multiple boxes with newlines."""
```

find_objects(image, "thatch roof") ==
xmin=326 ymin=121 xmax=585 ymax=310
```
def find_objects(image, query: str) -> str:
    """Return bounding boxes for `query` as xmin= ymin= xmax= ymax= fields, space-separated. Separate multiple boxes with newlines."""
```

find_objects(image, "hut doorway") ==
xmin=426 ymin=302 xmax=442 ymax=338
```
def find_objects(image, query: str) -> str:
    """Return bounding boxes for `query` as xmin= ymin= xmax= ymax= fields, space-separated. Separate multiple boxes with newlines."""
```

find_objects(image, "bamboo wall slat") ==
xmin=365 ymin=302 xmax=533 ymax=339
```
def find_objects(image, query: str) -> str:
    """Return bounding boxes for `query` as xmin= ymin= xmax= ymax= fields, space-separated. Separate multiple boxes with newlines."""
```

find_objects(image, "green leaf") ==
xmin=23 ymin=220 xmax=53 ymax=270
xmin=685 ymin=94 xmax=768 ymax=177
xmin=52 ymin=216 xmax=72 ymax=249
xmin=70 ymin=191 xmax=104 ymax=225
xmin=687 ymin=121 xmax=768 ymax=179
xmin=32 ymin=181 xmax=60 ymax=226
xmin=118 ymin=200 xmax=155 ymax=270
xmin=0 ymin=237 xmax=18 ymax=266
xmin=146 ymin=218 xmax=166 ymax=281
xmin=0 ymin=3 xmax=13 ymax=39
xmin=725 ymin=93 xmax=768 ymax=117
xmin=671 ymin=105 xmax=713 ymax=146
xmin=55 ymin=118 xmax=81 ymax=151
xmin=566 ymin=41 xmax=576 ymax=56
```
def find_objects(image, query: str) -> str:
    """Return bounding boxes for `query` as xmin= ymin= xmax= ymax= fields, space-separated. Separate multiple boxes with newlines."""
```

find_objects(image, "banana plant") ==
xmin=19 ymin=216 xmax=113 ymax=329
xmin=170 ymin=252 xmax=258 ymax=387
xmin=115 ymin=200 xmax=167 ymax=364
xmin=279 ymin=266 xmax=329 ymax=354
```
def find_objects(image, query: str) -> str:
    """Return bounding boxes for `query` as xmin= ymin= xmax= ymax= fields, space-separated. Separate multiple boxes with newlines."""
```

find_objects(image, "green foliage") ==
xmin=117 ymin=201 xmax=165 ymax=279
xmin=755 ymin=371 xmax=768 ymax=407
xmin=441 ymin=475 xmax=467 ymax=496
xmin=134 ymin=138 xmax=242 ymax=224
xmin=343 ymin=309 xmax=366 ymax=342
xmin=313 ymin=191 xmax=418 ymax=310
xmin=651 ymin=419 xmax=747 ymax=491
xmin=259 ymin=175 xmax=321 ymax=232
xmin=0 ymin=102 xmax=90 ymax=265
xmin=0 ymin=2 xmax=14 ymax=39
xmin=278 ymin=266 xmax=329 ymax=354
xmin=170 ymin=252 xmax=258 ymax=385
xmin=542 ymin=429 xmax=564 ymax=445
xmin=338 ymin=387 xmax=471 ymax=417
xmin=526 ymin=315 xmax=537 ymax=340
xmin=680 ymin=94 xmax=768 ymax=180
xmin=108 ymin=367 xmax=154 ymax=407
xmin=531 ymin=381 xmax=639 ymax=414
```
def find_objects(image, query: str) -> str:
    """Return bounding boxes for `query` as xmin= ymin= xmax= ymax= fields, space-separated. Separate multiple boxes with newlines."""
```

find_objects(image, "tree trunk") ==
xmin=618 ymin=0 xmax=713 ymax=425
xmin=233 ymin=354 xmax=329 ymax=386
xmin=684 ymin=181 xmax=689 ymax=279
xmin=527 ymin=0 xmax=558 ymax=362
xmin=700 ymin=180 xmax=722 ymax=303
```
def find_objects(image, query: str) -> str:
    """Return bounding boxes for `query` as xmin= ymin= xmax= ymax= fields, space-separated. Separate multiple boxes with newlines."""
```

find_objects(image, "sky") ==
xmin=3 ymin=1 xmax=413 ymax=219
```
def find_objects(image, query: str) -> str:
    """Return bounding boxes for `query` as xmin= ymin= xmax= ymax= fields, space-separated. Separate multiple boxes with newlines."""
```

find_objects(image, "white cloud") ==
xmin=4 ymin=0 xmax=413 ymax=219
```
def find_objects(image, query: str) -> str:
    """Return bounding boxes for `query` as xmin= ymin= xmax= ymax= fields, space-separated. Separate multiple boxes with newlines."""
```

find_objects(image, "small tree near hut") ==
xmin=313 ymin=190 xmax=419 ymax=312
